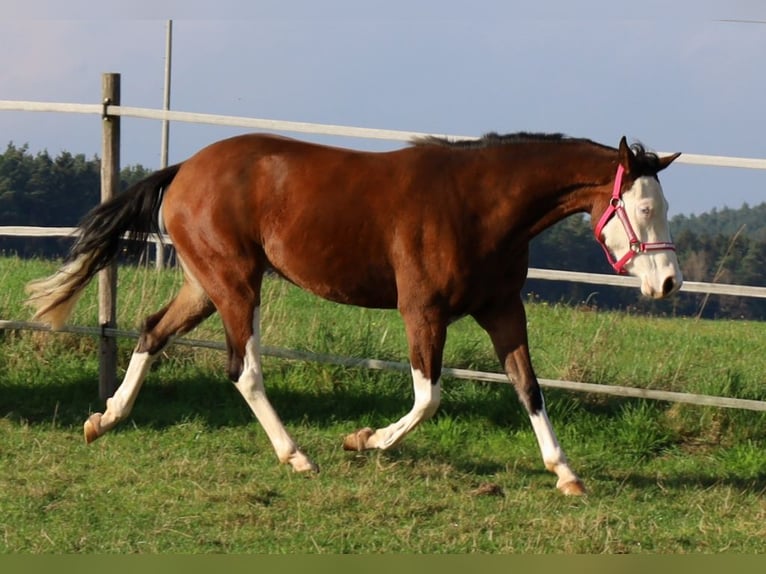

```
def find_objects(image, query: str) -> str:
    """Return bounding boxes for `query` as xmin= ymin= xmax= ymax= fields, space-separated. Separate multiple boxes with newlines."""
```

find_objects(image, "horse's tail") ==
xmin=25 ymin=163 xmax=183 ymax=330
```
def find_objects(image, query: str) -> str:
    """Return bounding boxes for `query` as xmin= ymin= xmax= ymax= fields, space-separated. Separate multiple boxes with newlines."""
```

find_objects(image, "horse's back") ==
xmin=162 ymin=134 xmax=414 ymax=308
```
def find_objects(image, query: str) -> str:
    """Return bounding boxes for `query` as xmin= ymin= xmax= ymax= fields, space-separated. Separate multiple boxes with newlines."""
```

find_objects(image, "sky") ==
xmin=1 ymin=1 xmax=765 ymax=217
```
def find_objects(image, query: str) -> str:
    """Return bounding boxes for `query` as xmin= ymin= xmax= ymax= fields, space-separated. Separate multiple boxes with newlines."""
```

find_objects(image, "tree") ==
xmin=0 ymin=142 xmax=153 ymax=258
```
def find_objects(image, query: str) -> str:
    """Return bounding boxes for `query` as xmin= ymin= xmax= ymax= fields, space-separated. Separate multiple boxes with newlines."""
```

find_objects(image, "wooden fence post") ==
xmin=99 ymin=73 xmax=120 ymax=400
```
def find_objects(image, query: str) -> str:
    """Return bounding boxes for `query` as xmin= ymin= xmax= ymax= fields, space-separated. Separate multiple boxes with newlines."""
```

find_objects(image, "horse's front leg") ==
xmin=474 ymin=297 xmax=585 ymax=496
xmin=343 ymin=305 xmax=445 ymax=451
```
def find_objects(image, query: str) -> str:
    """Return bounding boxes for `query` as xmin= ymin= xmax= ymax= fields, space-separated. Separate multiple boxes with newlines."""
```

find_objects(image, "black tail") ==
xmin=25 ymin=163 xmax=182 ymax=328
xmin=68 ymin=163 xmax=182 ymax=274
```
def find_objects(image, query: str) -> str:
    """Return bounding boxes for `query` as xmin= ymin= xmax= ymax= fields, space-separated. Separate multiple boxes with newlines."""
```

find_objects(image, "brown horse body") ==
xmin=26 ymin=132 xmax=681 ymax=495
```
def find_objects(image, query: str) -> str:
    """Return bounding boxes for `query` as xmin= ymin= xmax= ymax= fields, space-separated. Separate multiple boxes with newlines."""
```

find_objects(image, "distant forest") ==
xmin=2 ymin=143 xmax=765 ymax=320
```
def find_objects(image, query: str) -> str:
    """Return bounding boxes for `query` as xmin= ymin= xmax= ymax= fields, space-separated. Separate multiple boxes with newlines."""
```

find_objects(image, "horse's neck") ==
xmin=526 ymin=181 xmax=604 ymax=237
xmin=517 ymin=152 xmax=614 ymax=238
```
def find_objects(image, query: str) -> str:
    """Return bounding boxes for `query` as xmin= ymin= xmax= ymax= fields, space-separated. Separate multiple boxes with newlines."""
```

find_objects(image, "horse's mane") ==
xmin=412 ymin=131 xmax=663 ymax=175
xmin=411 ymin=131 xmax=572 ymax=149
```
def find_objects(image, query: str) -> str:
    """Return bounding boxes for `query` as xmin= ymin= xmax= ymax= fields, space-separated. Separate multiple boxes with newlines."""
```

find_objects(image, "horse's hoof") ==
xmin=289 ymin=452 xmax=319 ymax=473
xmin=558 ymin=479 xmax=586 ymax=496
xmin=83 ymin=413 xmax=102 ymax=444
xmin=342 ymin=427 xmax=374 ymax=451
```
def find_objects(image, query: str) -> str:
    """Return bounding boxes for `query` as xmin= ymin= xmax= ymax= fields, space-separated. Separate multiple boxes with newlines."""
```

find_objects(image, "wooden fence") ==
xmin=2 ymin=72 xmax=766 ymax=411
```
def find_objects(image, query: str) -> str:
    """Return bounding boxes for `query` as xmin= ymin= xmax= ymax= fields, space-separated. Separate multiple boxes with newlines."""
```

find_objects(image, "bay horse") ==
xmin=26 ymin=131 xmax=682 ymax=495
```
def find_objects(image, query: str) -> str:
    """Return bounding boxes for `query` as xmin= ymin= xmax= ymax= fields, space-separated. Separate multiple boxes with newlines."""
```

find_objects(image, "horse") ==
xmin=25 ymin=131 xmax=682 ymax=495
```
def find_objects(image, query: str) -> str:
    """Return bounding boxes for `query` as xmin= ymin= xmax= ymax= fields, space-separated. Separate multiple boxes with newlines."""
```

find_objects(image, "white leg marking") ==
xmin=233 ymin=307 xmax=317 ymax=472
xmin=528 ymin=401 xmax=580 ymax=489
xmin=99 ymin=351 xmax=156 ymax=430
xmin=367 ymin=367 xmax=441 ymax=450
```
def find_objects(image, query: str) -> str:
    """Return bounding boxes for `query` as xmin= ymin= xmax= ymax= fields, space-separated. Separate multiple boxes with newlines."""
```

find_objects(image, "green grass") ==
xmin=1 ymin=255 xmax=766 ymax=553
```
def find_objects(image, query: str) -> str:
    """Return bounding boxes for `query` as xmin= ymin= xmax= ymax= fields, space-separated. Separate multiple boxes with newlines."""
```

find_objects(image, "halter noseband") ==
xmin=594 ymin=164 xmax=676 ymax=275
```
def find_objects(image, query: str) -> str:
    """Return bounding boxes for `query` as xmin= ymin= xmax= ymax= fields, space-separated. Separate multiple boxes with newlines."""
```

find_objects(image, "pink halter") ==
xmin=594 ymin=164 xmax=675 ymax=275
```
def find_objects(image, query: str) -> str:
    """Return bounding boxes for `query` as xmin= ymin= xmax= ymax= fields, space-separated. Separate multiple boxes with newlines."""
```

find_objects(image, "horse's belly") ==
xmin=267 ymin=249 xmax=398 ymax=309
xmin=284 ymin=270 xmax=398 ymax=309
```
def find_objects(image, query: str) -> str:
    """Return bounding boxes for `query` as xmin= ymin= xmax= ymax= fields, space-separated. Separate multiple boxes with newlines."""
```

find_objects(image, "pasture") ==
xmin=1 ymin=256 xmax=765 ymax=553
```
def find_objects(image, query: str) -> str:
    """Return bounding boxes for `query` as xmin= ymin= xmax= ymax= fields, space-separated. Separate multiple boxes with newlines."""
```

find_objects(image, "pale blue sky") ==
xmin=1 ymin=1 xmax=765 ymax=216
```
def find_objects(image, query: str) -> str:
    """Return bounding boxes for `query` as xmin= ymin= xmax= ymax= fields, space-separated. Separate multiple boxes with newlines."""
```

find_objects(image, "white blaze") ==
xmin=600 ymin=175 xmax=683 ymax=298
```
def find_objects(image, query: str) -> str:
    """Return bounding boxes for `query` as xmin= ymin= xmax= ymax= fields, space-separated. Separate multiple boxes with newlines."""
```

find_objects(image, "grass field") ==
xmin=1 ymin=256 xmax=765 ymax=553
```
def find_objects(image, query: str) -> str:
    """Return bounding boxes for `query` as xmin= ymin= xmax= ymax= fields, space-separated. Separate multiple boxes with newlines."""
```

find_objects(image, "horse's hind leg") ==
xmin=216 ymin=294 xmax=317 ymax=473
xmin=83 ymin=277 xmax=215 ymax=442
xmin=206 ymin=282 xmax=318 ymax=472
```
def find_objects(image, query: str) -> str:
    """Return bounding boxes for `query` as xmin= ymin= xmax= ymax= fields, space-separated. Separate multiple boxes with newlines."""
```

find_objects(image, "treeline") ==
xmin=0 ymin=143 xmax=151 ymax=257
xmin=1 ymin=143 xmax=764 ymax=319
xmin=672 ymin=203 xmax=766 ymax=243
xmin=528 ymin=213 xmax=766 ymax=319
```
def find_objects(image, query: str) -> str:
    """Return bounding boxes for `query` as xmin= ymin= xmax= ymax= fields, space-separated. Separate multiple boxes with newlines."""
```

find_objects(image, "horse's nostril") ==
xmin=662 ymin=277 xmax=675 ymax=296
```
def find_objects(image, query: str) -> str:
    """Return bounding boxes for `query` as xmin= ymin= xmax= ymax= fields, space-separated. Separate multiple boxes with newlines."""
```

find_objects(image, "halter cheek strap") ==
xmin=594 ymin=164 xmax=675 ymax=275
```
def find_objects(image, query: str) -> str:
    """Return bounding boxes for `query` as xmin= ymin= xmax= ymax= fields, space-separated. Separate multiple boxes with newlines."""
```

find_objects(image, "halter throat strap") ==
xmin=594 ymin=164 xmax=675 ymax=275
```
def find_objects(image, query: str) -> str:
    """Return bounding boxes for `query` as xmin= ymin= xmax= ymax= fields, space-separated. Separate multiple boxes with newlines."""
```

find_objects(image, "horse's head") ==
xmin=594 ymin=137 xmax=682 ymax=299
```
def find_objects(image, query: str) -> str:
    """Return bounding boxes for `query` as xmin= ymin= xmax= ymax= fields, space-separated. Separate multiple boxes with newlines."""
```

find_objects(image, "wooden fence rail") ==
xmin=2 ymin=319 xmax=764 ymax=413
xmin=2 ymin=72 xmax=766 ymax=406
xmin=2 ymin=100 xmax=766 ymax=170
xmin=4 ymin=225 xmax=766 ymax=300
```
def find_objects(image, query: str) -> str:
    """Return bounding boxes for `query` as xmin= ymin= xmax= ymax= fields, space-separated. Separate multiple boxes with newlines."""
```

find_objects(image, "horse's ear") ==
xmin=657 ymin=152 xmax=681 ymax=172
xmin=618 ymin=136 xmax=634 ymax=173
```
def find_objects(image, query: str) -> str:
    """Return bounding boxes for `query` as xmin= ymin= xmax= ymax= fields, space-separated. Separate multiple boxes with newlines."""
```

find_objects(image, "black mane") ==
xmin=412 ymin=131 xmax=571 ymax=149
xmin=627 ymin=142 xmax=663 ymax=176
